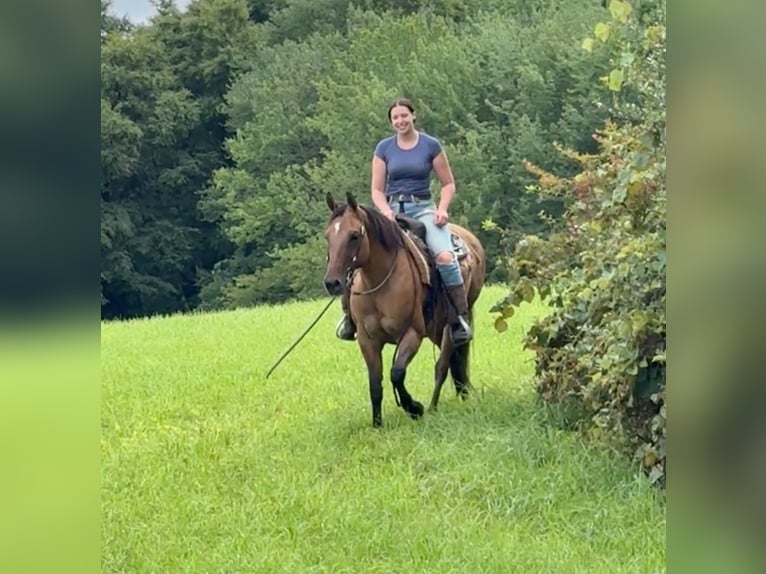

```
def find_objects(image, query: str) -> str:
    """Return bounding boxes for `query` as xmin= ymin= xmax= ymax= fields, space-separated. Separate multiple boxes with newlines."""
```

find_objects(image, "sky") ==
xmin=109 ymin=0 xmax=192 ymax=24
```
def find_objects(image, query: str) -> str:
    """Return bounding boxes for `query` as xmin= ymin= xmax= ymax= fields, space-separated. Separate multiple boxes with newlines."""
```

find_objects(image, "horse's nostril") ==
xmin=324 ymin=279 xmax=342 ymax=295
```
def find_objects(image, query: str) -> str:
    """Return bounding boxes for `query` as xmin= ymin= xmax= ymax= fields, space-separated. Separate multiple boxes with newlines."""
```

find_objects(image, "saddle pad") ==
xmin=402 ymin=231 xmax=431 ymax=286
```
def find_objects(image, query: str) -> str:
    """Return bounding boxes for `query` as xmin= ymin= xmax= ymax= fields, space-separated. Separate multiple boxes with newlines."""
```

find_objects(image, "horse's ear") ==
xmin=326 ymin=192 xmax=336 ymax=211
xmin=346 ymin=192 xmax=358 ymax=211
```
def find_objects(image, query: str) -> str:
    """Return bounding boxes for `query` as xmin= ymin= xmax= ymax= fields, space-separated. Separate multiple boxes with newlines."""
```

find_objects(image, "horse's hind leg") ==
xmin=390 ymin=327 xmax=425 ymax=420
xmin=449 ymin=337 xmax=472 ymax=400
xmin=429 ymin=328 xmax=452 ymax=412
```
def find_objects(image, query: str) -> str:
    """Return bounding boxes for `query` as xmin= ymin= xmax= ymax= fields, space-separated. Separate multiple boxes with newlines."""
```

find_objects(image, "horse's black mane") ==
xmin=330 ymin=202 xmax=404 ymax=253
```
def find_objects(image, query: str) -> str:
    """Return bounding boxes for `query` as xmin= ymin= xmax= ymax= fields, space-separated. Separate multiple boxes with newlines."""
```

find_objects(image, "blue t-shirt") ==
xmin=374 ymin=131 xmax=443 ymax=198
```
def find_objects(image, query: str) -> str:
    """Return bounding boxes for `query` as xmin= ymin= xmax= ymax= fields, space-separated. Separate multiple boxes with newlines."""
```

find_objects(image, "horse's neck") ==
xmin=358 ymin=239 xmax=399 ymax=290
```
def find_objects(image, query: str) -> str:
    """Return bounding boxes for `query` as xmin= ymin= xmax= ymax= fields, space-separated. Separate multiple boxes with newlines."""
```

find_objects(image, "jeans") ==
xmin=389 ymin=197 xmax=464 ymax=287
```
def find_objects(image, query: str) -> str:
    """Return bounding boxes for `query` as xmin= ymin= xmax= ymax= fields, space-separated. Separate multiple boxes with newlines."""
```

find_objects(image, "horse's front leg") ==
xmin=391 ymin=327 xmax=425 ymax=420
xmin=358 ymin=336 xmax=384 ymax=427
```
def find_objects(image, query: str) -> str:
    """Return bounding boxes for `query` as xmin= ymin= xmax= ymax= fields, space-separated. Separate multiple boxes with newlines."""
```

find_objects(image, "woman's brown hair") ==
xmin=387 ymin=98 xmax=415 ymax=121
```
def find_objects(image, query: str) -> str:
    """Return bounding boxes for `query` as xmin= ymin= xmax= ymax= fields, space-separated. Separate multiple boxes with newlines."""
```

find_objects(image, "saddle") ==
xmin=394 ymin=214 xmax=469 ymax=261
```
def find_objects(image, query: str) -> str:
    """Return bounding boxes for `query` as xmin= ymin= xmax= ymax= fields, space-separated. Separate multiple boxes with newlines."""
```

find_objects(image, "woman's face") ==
xmin=389 ymin=105 xmax=415 ymax=134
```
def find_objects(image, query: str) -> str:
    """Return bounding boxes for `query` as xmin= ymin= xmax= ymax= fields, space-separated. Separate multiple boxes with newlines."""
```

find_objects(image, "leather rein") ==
xmin=343 ymin=220 xmax=399 ymax=296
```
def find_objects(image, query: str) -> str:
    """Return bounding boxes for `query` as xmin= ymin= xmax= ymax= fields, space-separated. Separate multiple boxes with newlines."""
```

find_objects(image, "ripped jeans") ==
xmin=389 ymin=197 xmax=464 ymax=287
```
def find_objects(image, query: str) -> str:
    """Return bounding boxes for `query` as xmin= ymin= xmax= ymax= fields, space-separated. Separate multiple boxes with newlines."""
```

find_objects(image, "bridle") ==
xmin=340 ymin=220 xmax=398 ymax=296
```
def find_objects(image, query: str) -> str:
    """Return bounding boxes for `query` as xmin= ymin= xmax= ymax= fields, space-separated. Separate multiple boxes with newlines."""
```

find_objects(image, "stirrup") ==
xmin=336 ymin=316 xmax=356 ymax=341
xmin=450 ymin=316 xmax=473 ymax=346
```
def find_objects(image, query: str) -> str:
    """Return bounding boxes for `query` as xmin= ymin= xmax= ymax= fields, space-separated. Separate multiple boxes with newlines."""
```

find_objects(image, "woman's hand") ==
xmin=434 ymin=207 xmax=449 ymax=227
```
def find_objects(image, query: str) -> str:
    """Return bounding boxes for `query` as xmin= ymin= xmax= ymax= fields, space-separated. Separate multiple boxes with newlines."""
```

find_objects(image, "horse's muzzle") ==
xmin=324 ymin=278 xmax=344 ymax=296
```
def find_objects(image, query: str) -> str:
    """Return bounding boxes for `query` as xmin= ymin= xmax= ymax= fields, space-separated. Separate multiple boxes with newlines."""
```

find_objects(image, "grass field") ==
xmin=101 ymin=284 xmax=666 ymax=573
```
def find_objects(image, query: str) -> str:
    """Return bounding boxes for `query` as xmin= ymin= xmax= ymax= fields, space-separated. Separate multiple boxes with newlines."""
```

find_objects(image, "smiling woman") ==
xmin=335 ymin=97 xmax=474 ymax=347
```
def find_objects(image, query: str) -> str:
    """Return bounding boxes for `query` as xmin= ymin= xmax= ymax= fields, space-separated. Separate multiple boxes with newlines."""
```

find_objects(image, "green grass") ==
xmin=101 ymin=284 xmax=665 ymax=573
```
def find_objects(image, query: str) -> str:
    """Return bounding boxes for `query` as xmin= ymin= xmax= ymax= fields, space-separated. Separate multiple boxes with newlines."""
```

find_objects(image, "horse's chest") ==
xmin=361 ymin=313 xmax=404 ymax=342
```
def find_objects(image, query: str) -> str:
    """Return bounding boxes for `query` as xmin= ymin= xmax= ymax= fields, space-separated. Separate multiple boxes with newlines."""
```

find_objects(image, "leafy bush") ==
xmin=490 ymin=0 xmax=666 ymax=486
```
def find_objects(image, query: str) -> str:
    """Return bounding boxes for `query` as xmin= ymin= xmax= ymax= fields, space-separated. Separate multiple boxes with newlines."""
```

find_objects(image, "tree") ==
xmin=100 ymin=0 xmax=263 ymax=318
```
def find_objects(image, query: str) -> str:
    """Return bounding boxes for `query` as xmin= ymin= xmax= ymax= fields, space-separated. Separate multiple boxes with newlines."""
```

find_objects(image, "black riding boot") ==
xmin=445 ymin=283 xmax=473 ymax=346
xmin=335 ymin=289 xmax=357 ymax=341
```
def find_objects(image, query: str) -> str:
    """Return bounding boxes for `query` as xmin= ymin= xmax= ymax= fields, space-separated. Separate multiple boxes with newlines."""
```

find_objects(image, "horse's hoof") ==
xmin=407 ymin=401 xmax=425 ymax=420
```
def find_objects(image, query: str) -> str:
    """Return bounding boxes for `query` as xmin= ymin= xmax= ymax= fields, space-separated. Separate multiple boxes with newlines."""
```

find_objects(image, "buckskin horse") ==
xmin=323 ymin=192 xmax=486 ymax=427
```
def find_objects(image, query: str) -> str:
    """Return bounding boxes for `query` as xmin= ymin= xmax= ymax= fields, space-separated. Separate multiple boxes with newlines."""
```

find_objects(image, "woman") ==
xmin=336 ymin=97 xmax=473 ymax=346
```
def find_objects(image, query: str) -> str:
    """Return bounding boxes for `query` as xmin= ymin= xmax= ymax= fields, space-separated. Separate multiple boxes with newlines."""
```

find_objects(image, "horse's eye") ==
xmin=349 ymin=232 xmax=360 ymax=242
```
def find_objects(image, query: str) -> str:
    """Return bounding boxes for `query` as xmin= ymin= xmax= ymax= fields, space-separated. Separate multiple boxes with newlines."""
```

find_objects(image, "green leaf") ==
xmin=643 ymin=448 xmax=658 ymax=467
xmin=632 ymin=313 xmax=648 ymax=333
xmin=609 ymin=0 xmax=633 ymax=24
xmin=592 ymin=277 xmax=610 ymax=290
xmin=481 ymin=218 xmax=498 ymax=231
xmin=613 ymin=185 xmax=627 ymax=202
xmin=594 ymin=23 xmax=611 ymax=43
xmin=494 ymin=317 xmax=508 ymax=333
xmin=608 ymin=69 xmax=624 ymax=91
xmin=645 ymin=25 xmax=666 ymax=44
xmin=520 ymin=282 xmax=535 ymax=302
xmin=581 ymin=37 xmax=594 ymax=53
xmin=620 ymin=52 xmax=635 ymax=68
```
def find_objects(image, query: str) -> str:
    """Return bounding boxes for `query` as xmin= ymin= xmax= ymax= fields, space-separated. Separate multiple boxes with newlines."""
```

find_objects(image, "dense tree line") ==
xmin=101 ymin=0 xmax=613 ymax=319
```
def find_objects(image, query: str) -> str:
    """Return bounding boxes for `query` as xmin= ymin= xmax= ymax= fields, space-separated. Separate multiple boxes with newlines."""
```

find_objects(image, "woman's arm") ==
xmin=432 ymin=151 xmax=456 ymax=225
xmin=371 ymin=155 xmax=394 ymax=219
xmin=433 ymin=150 xmax=456 ymax=210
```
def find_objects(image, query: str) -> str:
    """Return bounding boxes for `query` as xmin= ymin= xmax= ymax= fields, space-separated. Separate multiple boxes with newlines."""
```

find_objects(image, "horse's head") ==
xmin=323 ymin=192 xmax=371 ymax=296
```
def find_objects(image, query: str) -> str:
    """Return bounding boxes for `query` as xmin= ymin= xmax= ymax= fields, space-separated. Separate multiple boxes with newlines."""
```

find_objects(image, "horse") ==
xmin=323 ymin=191 xmax=486 ymax=427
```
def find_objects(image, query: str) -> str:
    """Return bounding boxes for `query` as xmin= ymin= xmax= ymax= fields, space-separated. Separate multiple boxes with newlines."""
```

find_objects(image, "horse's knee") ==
xmin=435 ymin=250 xmax=454 ymax=265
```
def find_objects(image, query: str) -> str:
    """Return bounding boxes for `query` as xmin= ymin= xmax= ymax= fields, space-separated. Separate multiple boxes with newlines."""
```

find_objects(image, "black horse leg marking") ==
xmin=429 ymin=327 xmax=453 ymax=411
xmin=369 ymin=371 xmax=383 ymax=427
xmin=359 ymin=338 xmax=384 ymax=427
xmin=449 ymin=336 xmax=472 ymax=399
xmin=390 ymin=327 xmax=424 ymax=419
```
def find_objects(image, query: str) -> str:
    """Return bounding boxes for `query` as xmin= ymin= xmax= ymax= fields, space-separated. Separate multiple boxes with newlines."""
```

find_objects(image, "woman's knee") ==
xmin=435 ymin=250 xmax=454 ymax=265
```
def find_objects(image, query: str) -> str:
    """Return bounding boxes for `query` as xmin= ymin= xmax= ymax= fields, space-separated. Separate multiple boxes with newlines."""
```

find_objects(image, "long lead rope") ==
xmin=265 ymin=296 xmax=338 ymax=379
